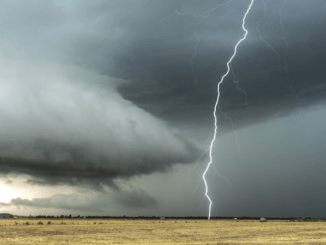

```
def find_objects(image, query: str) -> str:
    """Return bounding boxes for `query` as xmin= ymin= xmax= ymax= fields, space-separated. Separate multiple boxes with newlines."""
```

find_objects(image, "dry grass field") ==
xmin=0 ymin=218 xmax=326 ymax=244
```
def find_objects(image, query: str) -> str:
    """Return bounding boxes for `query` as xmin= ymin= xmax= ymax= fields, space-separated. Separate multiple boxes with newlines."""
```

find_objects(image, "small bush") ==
xmin=94 ymin=222 xmax=96 ymax=224
xmin=47 ymin=221 xmax=51 ymax=225
xmin=25 ymin=222 xmax=30 ymax=225
xmin=38 ymin=221 xmax=44 ymax=225
xmin=15 ymin=222 xmax=18 ymax=225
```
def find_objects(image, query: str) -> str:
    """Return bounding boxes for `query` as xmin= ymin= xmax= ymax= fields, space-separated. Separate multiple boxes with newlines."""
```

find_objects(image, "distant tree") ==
xmin=69 ymin=215 xmax=72 ymax=218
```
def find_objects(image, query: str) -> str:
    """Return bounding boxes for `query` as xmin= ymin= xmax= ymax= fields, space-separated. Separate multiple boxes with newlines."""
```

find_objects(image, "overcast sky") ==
xmin=0 ymin=0 xmax=325 ymax=218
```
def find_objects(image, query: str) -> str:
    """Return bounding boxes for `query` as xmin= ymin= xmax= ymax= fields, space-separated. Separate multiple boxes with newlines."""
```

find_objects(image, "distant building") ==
xmin=260 ymin=217 xmax=267 ymax=222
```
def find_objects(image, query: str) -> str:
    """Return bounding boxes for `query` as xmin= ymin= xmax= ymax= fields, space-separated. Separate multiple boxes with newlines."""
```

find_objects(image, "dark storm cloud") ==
xmin=4 ymin=0 xmax=324 ymax=133
xmin=0 ymin=65 xmax=200 ymax=189
xmin=105 ymin=0 xmax=326 ymax=131
xmin=0 ymin=134 xmax=198 ymax=190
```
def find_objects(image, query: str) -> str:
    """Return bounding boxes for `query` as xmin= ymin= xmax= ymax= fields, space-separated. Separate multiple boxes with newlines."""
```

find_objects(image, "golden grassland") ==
xmin=1 ymin=218 xmax=326 ymax=244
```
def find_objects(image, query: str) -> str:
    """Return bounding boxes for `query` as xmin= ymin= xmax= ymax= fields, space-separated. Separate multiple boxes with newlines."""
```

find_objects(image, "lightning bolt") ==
xmin=188 ymin=148 xmax=209 ymax=177
xmin=215 ymin=64 xmax=247 ymax=159
xmin=157 ymin=2 xmax=234 ymax=206
xmin=189 ymin=136 xmax=229 ymax=196
xmin=203 ymin=0 xmax=255 ymax=220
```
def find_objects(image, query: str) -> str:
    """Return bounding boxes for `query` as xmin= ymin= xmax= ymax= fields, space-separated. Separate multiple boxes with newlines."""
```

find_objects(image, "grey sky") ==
xmin=0 ymin=0 xmax=325 ymax=218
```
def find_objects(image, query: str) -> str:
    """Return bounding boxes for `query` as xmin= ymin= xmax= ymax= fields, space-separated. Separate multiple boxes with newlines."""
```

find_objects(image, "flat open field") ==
xmin=1 ymin=219 xmax=326 ymax=244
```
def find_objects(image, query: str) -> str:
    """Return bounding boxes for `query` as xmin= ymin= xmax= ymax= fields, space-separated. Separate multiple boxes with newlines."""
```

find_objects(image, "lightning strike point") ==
xmin=203 ymin=0 xmax=255 ymax=220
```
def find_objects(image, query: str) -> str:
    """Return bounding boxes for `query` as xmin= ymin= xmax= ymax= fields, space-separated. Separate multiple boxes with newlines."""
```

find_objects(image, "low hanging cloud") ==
xmin=0 ymin=56 xmax=199 ymax=190
xmin=115 ymin=189 xmax=158 ymax=209
xmin=0 ymin=188 xmax=158 ymax=213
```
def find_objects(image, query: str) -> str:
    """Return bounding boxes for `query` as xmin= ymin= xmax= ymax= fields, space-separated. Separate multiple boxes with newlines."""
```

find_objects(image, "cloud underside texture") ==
xmin=0 ymin=0 xmax=209 ymax=188
xmin=0 ymin=58 xmax=199 ymax=189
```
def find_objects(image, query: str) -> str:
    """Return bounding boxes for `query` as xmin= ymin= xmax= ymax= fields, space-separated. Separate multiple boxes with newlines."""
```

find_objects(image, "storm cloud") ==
xmin=0 ymin=58 xmax=199 ymax=189
xmin=110 ymin=0 xmax=326 ymax=130
xmin=0 ymin=0 xmax=201 ymax=189
xmin=0 ymin=0 xmax=325 ymax=218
